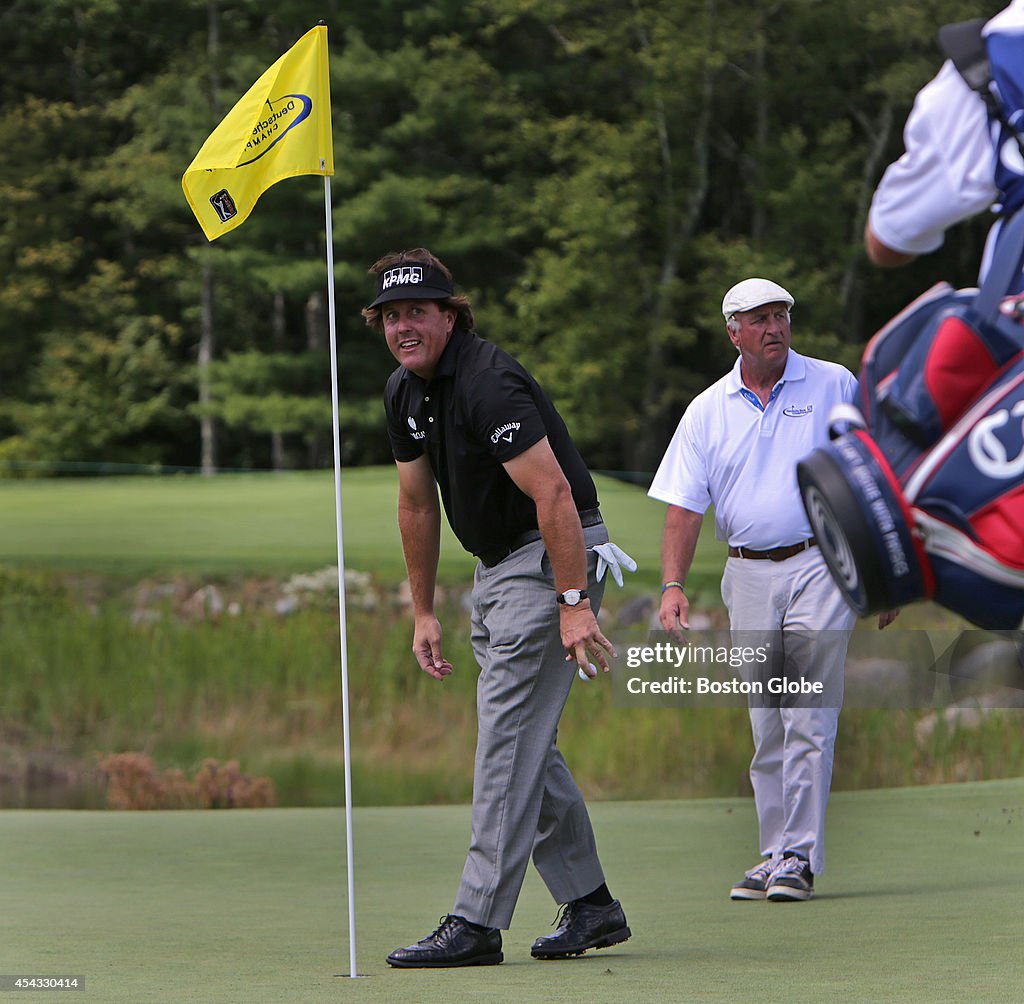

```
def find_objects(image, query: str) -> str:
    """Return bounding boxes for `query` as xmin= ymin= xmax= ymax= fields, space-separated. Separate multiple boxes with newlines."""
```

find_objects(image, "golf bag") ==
xmin=796 ymin=210 xmax=1024 ymax=630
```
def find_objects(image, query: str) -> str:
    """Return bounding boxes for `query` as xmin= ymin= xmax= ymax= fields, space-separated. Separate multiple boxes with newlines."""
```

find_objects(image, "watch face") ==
xmin=562 ymin=589 xmax=582 ymax=606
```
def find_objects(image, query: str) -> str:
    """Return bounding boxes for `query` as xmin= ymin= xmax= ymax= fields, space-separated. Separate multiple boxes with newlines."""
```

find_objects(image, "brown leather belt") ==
xmin=727 ymin=538 xmax=817 ymax=562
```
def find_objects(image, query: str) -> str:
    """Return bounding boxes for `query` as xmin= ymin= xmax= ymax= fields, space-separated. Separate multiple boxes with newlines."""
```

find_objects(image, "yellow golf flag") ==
xmin=182 ymin=24 xmax=334 ymax=241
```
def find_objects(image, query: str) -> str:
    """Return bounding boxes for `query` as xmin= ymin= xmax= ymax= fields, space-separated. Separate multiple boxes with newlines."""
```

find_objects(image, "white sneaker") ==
xmin=729 ymin=858 xmax=775 ymax=900
xmin=766 ymin=854 xmax=814 ymax=901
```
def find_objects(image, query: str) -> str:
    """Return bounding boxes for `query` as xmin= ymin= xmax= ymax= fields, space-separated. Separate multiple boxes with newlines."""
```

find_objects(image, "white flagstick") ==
xmin=323 ymin=174 xmax=358 ymax=978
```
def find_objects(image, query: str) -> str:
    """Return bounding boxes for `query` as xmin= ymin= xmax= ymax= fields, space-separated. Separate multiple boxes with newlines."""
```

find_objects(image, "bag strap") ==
xmin=939 ymin=18 xmax=1024 ymax=159
xmin=972 ymin=207 xmax=1024 ymax=322
xmin=939 ymin=18 xmax=1024 ymax=309
xmin=938 ymin=19 xmax=997 ymax=107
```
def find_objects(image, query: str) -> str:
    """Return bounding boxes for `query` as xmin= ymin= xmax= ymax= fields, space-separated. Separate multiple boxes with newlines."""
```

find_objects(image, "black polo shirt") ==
xmin=384 ymin=325 xmax=599 ymax=559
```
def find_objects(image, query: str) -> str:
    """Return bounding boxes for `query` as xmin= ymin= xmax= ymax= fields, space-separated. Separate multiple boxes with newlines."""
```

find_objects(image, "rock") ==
xmin=130 ymin=608 xmax=163 ymax=626
xmin=281 ymin=566 xmax=378 ymax=611
xmin=844 ymin=657 xmax=918 ymax=707
xmin=182 ymin=584 xmax=224 ymax=620
xmin=616 ymin=594 xmax=653 ymax=628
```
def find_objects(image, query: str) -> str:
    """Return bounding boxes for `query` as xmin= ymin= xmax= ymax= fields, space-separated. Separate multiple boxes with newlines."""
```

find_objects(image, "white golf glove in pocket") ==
xmin=591 ymin=542 xmax=637 ymax=587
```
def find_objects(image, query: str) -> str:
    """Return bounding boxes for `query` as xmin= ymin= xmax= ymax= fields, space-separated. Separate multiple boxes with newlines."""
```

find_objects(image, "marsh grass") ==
xmin=3 ymin=566 xmax=1024 ymax=807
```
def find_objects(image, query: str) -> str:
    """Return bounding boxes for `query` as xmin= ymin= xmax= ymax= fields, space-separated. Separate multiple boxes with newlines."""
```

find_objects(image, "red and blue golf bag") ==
xmin=796 ymin=211 xmax=1024 ymax=630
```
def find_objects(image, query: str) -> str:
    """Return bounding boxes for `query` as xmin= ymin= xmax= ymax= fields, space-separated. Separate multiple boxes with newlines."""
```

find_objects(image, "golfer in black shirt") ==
xmin=363 ymin=248 xmax=631 ymax=968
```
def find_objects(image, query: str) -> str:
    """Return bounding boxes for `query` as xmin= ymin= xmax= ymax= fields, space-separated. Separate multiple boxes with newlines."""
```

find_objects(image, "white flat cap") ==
xmin=722 ymin=278 xmax=795 ymax=319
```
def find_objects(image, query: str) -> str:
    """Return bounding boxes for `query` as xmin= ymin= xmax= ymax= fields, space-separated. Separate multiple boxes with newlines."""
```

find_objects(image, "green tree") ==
xmin=0 ymin=0 xmax=1004 ymax=477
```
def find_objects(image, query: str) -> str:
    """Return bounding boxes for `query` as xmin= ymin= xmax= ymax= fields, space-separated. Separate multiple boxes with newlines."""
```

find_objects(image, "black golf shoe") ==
xmin=386 ymin=915 xmax=503 ymax=968
xmin=530 ymin=899 xmax=631 ymax=960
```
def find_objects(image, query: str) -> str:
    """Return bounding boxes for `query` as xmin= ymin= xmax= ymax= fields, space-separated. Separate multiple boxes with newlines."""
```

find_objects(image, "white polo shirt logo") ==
xmin=407 ymin=415 xmax=426 ymax=441
xmin=783 ymin=404 xmax=814 ymax=418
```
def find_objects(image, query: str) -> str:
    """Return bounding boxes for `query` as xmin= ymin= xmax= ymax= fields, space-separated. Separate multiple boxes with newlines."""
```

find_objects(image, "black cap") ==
xmin=369 ymin=262 xmax=454 ymax=308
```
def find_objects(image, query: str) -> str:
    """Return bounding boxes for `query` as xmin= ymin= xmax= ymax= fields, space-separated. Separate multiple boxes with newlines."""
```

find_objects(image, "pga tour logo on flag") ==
xmin=381 ymin=266 xmax=423 ymax=290
xmin=209 ymin=189 xmax=238 ymax=223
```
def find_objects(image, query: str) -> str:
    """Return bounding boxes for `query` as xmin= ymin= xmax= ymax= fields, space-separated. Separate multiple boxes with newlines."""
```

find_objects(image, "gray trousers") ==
xmin=452 ymin=522 xmax=609 ymax=929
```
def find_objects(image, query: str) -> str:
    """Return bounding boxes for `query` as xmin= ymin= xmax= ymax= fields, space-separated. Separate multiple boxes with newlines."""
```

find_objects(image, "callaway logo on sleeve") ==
xmin=490 ymin=421 xmax=521 ymax=444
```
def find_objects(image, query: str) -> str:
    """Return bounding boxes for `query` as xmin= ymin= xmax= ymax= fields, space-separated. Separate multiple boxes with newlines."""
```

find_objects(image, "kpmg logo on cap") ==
xmin=382 ymin=266 xmax=423 ymax=290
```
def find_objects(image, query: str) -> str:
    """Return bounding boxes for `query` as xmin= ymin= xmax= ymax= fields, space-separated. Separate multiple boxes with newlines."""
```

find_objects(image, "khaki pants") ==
xmin=722 ymin=546 xmax=856 ymax=876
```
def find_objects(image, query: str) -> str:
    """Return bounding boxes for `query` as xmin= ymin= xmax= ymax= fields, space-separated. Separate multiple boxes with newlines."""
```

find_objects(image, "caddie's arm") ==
xmin=396 ymin=455 xmax=452 ymax=681
xmin=502 ymin=437 xmax=616 ymax=677
xmin=659 ymin=504 xmax=703 ymax=640
xmin=864 ymin=221 xmax=917 ymax=268
xmin=877 ymin=608 xmax=901 ymax=630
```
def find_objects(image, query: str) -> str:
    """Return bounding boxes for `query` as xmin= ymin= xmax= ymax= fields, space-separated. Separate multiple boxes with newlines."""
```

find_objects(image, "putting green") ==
xmin=1 ymin=779 xmax=1021 ymax=1002
xmin=0 ymin=469 xmax=724 ymax=589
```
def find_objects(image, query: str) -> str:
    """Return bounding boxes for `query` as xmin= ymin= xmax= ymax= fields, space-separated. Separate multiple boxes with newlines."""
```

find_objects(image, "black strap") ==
xmin=938 ymin=19 xmax=995 ymax=103
xmin=938 ymin=18 xmax=1024 ymax=160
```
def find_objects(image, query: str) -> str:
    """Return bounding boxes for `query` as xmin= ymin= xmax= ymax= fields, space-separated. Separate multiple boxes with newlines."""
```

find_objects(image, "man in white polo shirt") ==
xmin=649 ymin=278 xmax=893 ymax=902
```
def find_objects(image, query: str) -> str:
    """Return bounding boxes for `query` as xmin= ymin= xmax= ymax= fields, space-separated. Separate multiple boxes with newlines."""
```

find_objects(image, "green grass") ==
xmin=0 ymin=469 xmax=726 ymax=590
xmin=1 ymin=469 xmax=412 ymax=578
xmin=2 ymin=779 xmax=1023 ymax=1003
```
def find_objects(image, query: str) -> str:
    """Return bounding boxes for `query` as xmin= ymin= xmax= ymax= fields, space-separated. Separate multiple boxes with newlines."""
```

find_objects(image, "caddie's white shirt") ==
xmin=867 ymin=2 xmax=1024 ymax=281
xmin=648 ymin=350 xmax=857 ymax=550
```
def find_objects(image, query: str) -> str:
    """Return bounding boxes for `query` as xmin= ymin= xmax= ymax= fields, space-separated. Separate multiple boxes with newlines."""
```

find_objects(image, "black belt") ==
xmin=478 ymin=507 xmax=603 ymax=568
xmin=728 ymin=538 xmax=816 ymax=562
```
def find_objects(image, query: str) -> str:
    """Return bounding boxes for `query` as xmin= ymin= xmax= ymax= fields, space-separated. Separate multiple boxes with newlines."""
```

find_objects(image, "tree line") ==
xmin=0 ymin=0 xmax=995 ymax=478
